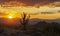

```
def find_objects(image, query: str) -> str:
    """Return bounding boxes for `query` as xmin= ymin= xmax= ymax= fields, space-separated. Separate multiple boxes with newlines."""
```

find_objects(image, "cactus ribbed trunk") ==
xmin=20 ymin=12 xmax=30 ymax=31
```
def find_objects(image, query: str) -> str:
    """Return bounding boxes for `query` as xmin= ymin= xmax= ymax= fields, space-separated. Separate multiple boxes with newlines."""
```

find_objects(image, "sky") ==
xmin=0 ymin=0 xmax=60 ymax=19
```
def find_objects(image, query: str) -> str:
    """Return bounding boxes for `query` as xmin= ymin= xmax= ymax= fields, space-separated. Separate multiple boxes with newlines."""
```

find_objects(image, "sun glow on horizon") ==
xmin=8 ymin=16 xmax=13 ymax=19
xmin=6 ymin=13 xmax=17 ymax=19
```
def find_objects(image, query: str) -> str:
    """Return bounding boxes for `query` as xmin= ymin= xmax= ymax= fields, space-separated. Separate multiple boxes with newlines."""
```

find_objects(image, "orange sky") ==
xmin=0 ymin=6 xmax=60 ymax=19
xmin=0 ymin=0 xmax=60 ymax=19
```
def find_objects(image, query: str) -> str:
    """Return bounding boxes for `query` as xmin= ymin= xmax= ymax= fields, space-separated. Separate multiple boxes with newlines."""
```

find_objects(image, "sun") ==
xmin=8 ymin=16 xmax=13 ymax=19
xmin=7 ymin=13 xmax=14 ymax=19
xmin=6 ymin=13 xmax=18 ymax=19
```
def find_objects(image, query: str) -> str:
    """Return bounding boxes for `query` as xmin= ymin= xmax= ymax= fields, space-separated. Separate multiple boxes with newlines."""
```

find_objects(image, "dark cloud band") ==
xmin=0 ymin=0 xmax=60 ymax=7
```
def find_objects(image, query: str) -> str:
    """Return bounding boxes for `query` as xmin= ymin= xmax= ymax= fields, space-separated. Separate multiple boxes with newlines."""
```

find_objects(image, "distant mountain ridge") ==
xmin=28 ymin=18 xmax=60 ymax=25
xmin=0 ymin=18 xmax=60 ymax=26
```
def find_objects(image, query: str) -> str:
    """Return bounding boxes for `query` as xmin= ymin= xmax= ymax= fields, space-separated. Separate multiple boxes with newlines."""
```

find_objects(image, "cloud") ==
xmin=53 ymin=2 xmax=60 ymax=7
xmin=0 ymin=12 xmax=7 ymax=16
xmin=27 ymin=12 xmax=56 ymax=15
xmin=57 ymin=10 xmax=60 ymax=13
xmin=41 ymin=12 xmax=55 ymax=14
xmin=29 ymin=13 xmax=40 ymax=15
xmin=48 ymin=2 xmax=60 ymax=7
xmin=0 ymin=0 xmax=60 ymax=7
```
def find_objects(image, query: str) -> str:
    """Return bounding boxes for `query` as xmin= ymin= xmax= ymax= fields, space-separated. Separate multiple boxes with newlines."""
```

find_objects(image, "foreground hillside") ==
xmin=0 ymin=21 xmax=60 ymax=36
xmin=0 ymin=18 xmax=60 ymax=36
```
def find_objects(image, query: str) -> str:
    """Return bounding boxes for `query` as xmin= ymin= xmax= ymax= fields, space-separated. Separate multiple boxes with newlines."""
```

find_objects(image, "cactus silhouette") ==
xmin=20 ymin=12 xmax=30 ymax=31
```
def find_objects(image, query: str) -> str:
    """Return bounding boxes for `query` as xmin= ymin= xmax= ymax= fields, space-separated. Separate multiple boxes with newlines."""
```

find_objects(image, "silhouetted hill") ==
xmin=28 ymin=18 xmax=41 ymax=25
xmin=0 ymin=18 xmax=60 ymax=26
xmin=28 ymin=18 xmax=60 ymax=25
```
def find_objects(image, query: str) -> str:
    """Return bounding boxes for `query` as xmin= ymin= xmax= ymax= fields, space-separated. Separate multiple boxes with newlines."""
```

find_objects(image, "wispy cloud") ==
xmin=40 ymin=12 xmax=55 ymax=14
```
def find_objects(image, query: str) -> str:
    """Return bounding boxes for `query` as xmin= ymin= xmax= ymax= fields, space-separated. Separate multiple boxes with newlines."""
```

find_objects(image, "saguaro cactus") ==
xmin=20 ymin=12 xmax=30 ymax=31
